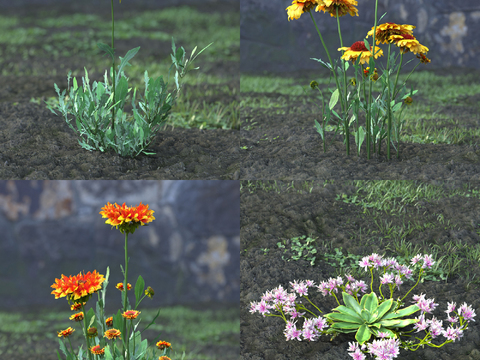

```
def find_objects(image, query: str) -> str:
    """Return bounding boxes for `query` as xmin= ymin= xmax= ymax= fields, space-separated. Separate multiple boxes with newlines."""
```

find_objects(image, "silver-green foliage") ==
xmin=325 ymin=292 xmax=419 ymax=344
xmin=47 ymin=39 xmax=211 ymax=157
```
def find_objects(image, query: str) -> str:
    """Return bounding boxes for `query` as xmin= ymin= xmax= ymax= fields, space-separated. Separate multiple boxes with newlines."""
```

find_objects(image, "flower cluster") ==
xmin=287 ymin=0 xmax=359 ymax=21
xmin=100 ymin=202 xmax=155 ymax=234
xmin=250 ymin=253 xmax=476 ymax=359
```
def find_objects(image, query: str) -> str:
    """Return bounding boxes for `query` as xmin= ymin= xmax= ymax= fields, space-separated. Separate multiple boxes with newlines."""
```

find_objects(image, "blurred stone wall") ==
xmin=0 ymin=180 xmax=240 ymax=310
xmin=241 ymin=0 xmax=480 ymax=74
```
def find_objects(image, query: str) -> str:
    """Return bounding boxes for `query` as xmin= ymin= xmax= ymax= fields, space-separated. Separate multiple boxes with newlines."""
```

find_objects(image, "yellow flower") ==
xmin=104 ymin=329 xmax=122 ymax=340
xmin=69 ymin=312 xmax=84 ymax=322
xmin=367 ymin=22 xmax=415 ymax=44
xmin=145 ymin=286 xmax=155 ymax=298
xmin=338 ymin=41 xmax=383 ymax=65
xmin=286 ymin=0 xmax=318 ymax=21
xmin=57 ymin=327 xmax=75 ymax=338
xmin=389 ymin=34 xmax=429 ymax=55
xmin=90 ymin=345 xmax=105 ymax=355
xmin=315 ymin=0 xmax=358 ymax=18
xmin=116 ymin=283 xmax=132 ymax=291
xmin=156 ymin=340 xmax=172 ymax=350
xmin=159 ymin=357 xmax=171 ymax=360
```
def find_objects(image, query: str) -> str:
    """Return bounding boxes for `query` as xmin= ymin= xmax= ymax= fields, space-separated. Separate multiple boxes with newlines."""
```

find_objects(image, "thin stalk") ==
xmin=336 ymin=7 xmax=349 ymax=155
xmin=366 ymin=0 xmax=379 ymax=159
xmin=123 ymin=232 xmax=130 ymax=360
xmin=81 ymin=304 xmax=93 ymax=360
xmin=111 ymin=0 xmax=116 ymax=140
xmin=386 ymin=43 xmax=392 ymax=159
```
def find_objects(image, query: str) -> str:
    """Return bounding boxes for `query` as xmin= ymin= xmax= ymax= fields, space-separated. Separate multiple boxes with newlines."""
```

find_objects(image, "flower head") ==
xmin=57 ymin=327 xmax=75 ymax=338
xmin=286 ymin=0 xmax=318 ymax=21
xmin=389 ymin=34 xmax=429 ymax=55
xmin=156 ymin=340 xmax=172 ymax=350
xmin=106 ymin=316 xmax=113 ymax=328
xmin=51 ymin=270 xmax=105 ymax=304
xmin=69 ymin=312 xmax=84 ymax=322
xmin=338 ymin=41 xmax=383 ymax=65
xmin=87 ymin=327 xmax=98 ymax=337
xmin=90 ymin=345 xmax=105 ymax=355
xmin=159 ymin=357 xmax=171 ymax=360
xmin=145 ymin=286 xmax=155 ymax=298
xmin=315 ymin=0 xmax=358 ymax=18
xmin=417 ymin=53 xmax=431 ymax=64
xmin=367 ymin=22 xmax=415 ymax=44
xmin=122 ymin=310 xmax=141 ymax=320
xmin=104 ymin=329 xmax=122 ymax=340
xmin=116 ymin=283 xmax=132 ymax=291
xmin=100 ymin=202 xmax=155 ymax=235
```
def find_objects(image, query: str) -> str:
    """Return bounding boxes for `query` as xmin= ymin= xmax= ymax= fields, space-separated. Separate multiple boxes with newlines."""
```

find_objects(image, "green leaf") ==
xmin=329 ymin=88 xmax=339 ymax=111
xmin=360 ymin=309 xmax=373 ymax=323
xmin=140 ymin=308 xmax=161 ymax=335
xmin=361 ymin=292 xmax=378 ymax=313
xmin=331 ymin=321 xmax=362 ymax=330
xmin=134 ymin=275 xmax=145 ymax=308
xmin=96 ymin=82 xmax=105 ymax=101
xmin=382 ymin=304 xmax=420 ymax=320
xmin=355 ymin=324 xmax=373 ymax=344
xmin=326 ymin=312 xmax=363 ymax=324
xmin=364 ymin=38 xmax=370 ymax=51
xmin=333 ymin=305 xmax=364 ymax=322
xmin=342 ymin=292 xmax=362 ymax=315
xmin=376 ymin=298 xmax=393 ymax=319
xmin=115 ymin=76 xmax=128 ymax=105
xmin=97 ymin=42 xmax=115 ymax=61
xmin=116 ymin=46 xmax=140 ymax=83
xmin=378 ymin=318 xmax=419 ymax=328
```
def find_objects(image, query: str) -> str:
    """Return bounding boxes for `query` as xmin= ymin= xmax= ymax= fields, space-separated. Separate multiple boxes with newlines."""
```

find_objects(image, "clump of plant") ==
xmin=250 ymin=252 xmax=475 ymax=359
xmin=277 ymin=235 xmax=318 ymax=265
xmin=46 ymin=0 xmax=211 ymax=157
xmin=286 ymin=0 xmax=430 ymax=159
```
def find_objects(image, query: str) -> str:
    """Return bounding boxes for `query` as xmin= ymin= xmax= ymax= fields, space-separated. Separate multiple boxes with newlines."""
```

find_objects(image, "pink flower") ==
xmin=380 ymin=273 xmax=394 ymax=285
xmin=422 ymin=254 xmax=435 ymax=268
xmin=359 ymin=257 xmax=371 ymax=271
xmin=413 ymin=294 xmax=438 ymax=314
xmin=443 ymin=326 xmax=464 ymax=342
xmin=284 ymin=321 xmax=302 ymax=341
xmin=459 ymin=302 xmax=476 ymax=322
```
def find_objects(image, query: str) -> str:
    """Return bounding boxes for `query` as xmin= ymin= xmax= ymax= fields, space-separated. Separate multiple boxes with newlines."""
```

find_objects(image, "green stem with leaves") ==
xmin=110 ymin=0 xmax=116 ymax=140
xmin=123 ymin=232 xmax=130 ymax=360
xmin=366 ymin=0 xmax=379 ymax=159
xmin=336 ymin=7 xmax=350 ymax=155
xmin=81 ymin=303 xmax=93 ymax=360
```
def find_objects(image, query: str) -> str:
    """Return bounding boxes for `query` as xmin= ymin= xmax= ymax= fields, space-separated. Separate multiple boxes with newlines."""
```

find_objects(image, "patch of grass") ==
xmin=277 ymin=235 xmax=318 ymax=266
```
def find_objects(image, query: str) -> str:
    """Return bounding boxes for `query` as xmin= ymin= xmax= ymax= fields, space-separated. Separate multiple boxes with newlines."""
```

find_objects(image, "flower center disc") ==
xmin=350 ymin=41 xmax=368 ymax=52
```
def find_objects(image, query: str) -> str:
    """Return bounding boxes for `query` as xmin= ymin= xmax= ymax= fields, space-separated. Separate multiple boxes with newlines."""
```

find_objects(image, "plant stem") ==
xmin=366 ymin=0 xmax=379 ymax=159
xmin=336 ymin=7 xmax=349 ymax=155
xmin=386 ymin=43 xmax=392 ymax=159
xmin=111 ymin=0 xmax=116 ymax=141
xmin=123 ymin=232 xmax=130 ymax=360
xmin=82 ymin=304 xmax=93 ymax=360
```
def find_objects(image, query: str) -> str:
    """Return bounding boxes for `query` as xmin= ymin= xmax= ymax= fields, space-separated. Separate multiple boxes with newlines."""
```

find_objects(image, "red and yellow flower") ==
xmin=417 ymin=53 xmax=431 ymax=64
xmin=106 ymin=316 xmax=113 ymax=328
xmin=69 ymin=312 xmax=84 ymax=322
xmin=122 ymin=310 xmax=141 ymax=320
xmin=389 ymin=34 xmax=429 ymax=55
xmin=116 ymin=282 xmax=132 ymax=291
xmin=159 ymin=357 xmax=171 ymax=360
xmin=57 ymin=327 xmax=75 ymax=338
xmin=367 ymin=22 xmax=415 ymax=44
xmin=100 ymin=202 xmax=155 ymax=234
xmin=338 ymin=41 xmax=383 ymax=64
xmin=315 ymin=0 xmax=358 ymax=18
xmin=104 ymin=329 xmax=122 ymax=340
xmin=156 ymin=340 xmax=172 ymax=350
xmin=51 ymin=270 xmax=105 ymax=303
xmin=90 ymin=345 xmax=105 ymax=355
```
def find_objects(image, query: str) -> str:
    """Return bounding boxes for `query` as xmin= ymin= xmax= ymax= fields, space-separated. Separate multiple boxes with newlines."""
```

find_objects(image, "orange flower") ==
xmin=90 ymin=345 xmax=105 ymax=355
xmin=315 ymin=0 xmax=358 ymax=17
xmin=70 ymin=303 xmax=86 ymax=311
xmin=57 ymin=327 xmax=75 ymax=338
xmin=51 ymin=270 xmax=105 ymax=303
xmin=104 ymin=329 xmax=122 ymax=340
xmin=69 ymin=312 xmax=84 ymax=322
xmin=159 ymin=357 xmax=171 ymax=360
xmin=404 ymin=96 xmax=413 ymax=105
xmin=156 ymin=340 xmax=172 ymax=350
xmin=122 ymin=310 xmax=141 ymax=320
xmin=286 ymin=0 xmax=318 ymax=21
xmin=338 ymin=41 xmax=383 ymax=64
xmin=389 ymin=34 xmax=429 ymax=55
xmin=106 ymin=316 xmax=113 ymax=328
xmin=116 ymin=283 xmax=132 ymax=291
xmin=417 ymin=53 xmax=431 ymax=64
xmin=100 ymin=202 xmax=155 ymax=234
xmin=367 ymin=22 xmax=415 ymax=44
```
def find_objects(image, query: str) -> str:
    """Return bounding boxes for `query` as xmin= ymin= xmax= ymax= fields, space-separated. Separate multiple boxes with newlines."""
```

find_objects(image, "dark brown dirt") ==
xmin=240 ymin=69 xmax=480 ymax=180
xmin=240 ymin=180 xmax=480 ymax=360
xmin=0 ymin=1 xmax=240 ymax=180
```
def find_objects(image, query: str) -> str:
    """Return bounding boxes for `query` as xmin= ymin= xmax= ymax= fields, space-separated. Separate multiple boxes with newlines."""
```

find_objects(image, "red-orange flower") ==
xmin=315 ymin=0 xmax=358 ymax=18
xmin=116 ymin=283 xmax=132 ymax=291
xmin=70 ymin=303 xmax=85 ymax=311
xmin=338 ymin=41 xmax=383 ymax=64
xmin=69 ymin=312 xmax=84 ymax=322
xmin=104 ymin=329 xmax=122 ymax=340
xmin=417 ymin=53 xmax=431 ymax=64
xmin=122 ymin=310 xmax=141 ymax=320
xmin=100 ymin=202 xmax=155 ymax=234
xmin=156 ymin=340 xmax=172 ymax=350
xmin=51 ymin=270 xmax=105 ymax=303
xmin=57 ymin=327 xmax=75 ymax=338
xmin=90 ymin=345 xmax=105 ymax=355
xmin=389 ymin=34 xmax=429 ymax=55
xmin=159 ymin=357 xmax=171 ymax=360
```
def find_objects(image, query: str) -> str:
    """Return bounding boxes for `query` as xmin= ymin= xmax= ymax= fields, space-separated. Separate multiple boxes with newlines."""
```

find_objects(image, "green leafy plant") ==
xmin=326 ymin=291 xmax=419 ymax=344
xmin=277 ymin=235 xmax=317 ymax=265
xmin=46 ymin=0 xmax=211 ymax=157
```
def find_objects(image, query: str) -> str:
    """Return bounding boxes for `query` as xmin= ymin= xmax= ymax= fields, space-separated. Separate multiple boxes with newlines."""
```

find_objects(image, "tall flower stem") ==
xmin=110 ymin=0 xmax=116 ymax=140
xmin=123 ymin=232 xmax=130 ymax=360
xmin=336 ymin=8 xmax=350 ymax=155
xmin=386 ymin=43 xmax=393 ymax=159
xmin=366 ymin=0 xmax=379 ymax=159
xmin=81 ymin=304 xmax=93 ymax=360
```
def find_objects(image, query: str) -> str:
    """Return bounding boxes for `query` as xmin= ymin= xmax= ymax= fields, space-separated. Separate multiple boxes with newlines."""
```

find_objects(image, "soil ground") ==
xmin=240 ymin=180 xmax=480 ymax=360
xmin=0 ymin=1 xmax=240 ymax=179
xmin=240 ymin=68 xmax=480 ymax=180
